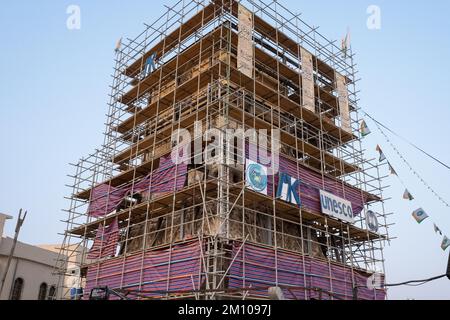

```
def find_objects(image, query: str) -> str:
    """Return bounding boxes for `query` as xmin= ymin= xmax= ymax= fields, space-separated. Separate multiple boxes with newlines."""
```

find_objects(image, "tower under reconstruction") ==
xmin=55 ymin=0 xmax=391 ymax=300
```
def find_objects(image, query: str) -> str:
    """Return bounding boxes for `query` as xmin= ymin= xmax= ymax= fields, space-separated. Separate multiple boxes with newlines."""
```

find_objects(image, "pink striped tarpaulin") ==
xmin=84 ymin=241 xmax=203 ymax=299
xmin=87 ymin=217 xmax=120 ymax=260
xmin=228 ymin=241 xmax=386 ymax=300
xmin=87 ymin=184 xmax=129 ymax=218
xmin=86 ymin=154 xmax=188 ymax=218
xmin=133 ymin=154 xmax=188 ymax=194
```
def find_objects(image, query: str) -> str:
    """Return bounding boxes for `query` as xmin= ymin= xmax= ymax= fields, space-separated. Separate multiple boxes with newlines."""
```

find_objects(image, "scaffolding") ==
xmin=54 ymin=0 xmax=392 ymax=300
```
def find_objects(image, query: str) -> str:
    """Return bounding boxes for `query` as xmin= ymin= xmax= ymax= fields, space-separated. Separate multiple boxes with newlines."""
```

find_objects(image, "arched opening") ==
xmin=38 ymin=282 xmax=48 ymax=300
xmin=48 ymin=286 xmax=57 ymax=300
xmin=10 ymin=278 xmax=24 ymax=300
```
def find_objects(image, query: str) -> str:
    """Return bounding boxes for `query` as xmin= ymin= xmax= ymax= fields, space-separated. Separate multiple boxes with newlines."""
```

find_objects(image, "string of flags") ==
xmin=360 ymin=120 xmax=450 ymax=252
xmin=372 ymin=118 xmax=450 ymax=208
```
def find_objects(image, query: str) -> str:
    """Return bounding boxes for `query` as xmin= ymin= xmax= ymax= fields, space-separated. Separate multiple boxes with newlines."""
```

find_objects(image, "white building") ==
xmin=39 ymin=244 xmax=87 ymax=300
xmin=0 ymin=213 xmax=63 ymax=300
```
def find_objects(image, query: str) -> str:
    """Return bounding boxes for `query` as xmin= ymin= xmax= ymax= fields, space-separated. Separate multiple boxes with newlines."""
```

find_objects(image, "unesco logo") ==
xmin=247 ymin=163 xmax=268 ymax=192
xmin=366 ymin=210 xmax=379 ymax=233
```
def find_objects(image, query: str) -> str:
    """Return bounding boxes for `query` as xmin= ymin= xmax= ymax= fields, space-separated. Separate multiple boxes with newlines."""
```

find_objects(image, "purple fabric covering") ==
xmin=87 ymin=154 xmax=188 ymax=218
xmin=87 ymin=184 xmax=129 ymax=218
xmin=85 ymin=241 xmax=203 ymax=299
xmin=88 ymin=218 xmax=120 ymax=260
xmin=133 ymin=154 xmax=188 ymax=194
xmin=229 ymin=241 xmax=386 ymax=300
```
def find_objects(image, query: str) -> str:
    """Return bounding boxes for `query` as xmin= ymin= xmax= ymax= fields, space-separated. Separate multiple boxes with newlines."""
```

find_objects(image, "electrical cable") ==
xmin=384 ymin=274 xmax=446 ymax=288
xmin=363 ymin=111 xmax=450 ymax=171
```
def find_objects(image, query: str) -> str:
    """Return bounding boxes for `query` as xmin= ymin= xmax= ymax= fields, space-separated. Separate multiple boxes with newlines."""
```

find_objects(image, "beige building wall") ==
xmin=0 ymin=214 xmax=64 ymax=300
xmin=39 ymin=244 xmax=87 ymax=300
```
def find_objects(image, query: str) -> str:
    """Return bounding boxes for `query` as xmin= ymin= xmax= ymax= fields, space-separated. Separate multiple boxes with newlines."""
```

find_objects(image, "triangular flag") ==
xmin=360 ymin=120 xmax=371 ymax=137
xmin=441 ymin=236 xmax=450 ymax=251
xmin=434 ymin=224 xmax=443 ymax=236
xmin=388 ymin=162 xmax=398 ymax=176
xmin=412 ymin=208 xmax=429 ymax=224
xmin=115 ymin=37 xmax=122 ymax=52
xmin=376 ymin=145 xmax=386 ymax=162
xmin=403 ymin=189 xmax=414 ymax=201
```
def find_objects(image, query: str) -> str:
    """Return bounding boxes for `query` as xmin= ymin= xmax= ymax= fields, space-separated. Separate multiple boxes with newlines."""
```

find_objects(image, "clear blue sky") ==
xmin=0 ymin=0 xmax=449 ymax=300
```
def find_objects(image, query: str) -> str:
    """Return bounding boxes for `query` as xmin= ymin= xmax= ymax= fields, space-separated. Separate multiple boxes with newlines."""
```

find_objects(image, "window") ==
xmin=10 ymin=278 xmax=24 ymax=300
xmin=48 ymin=286 xmax=57 ymax=300
xmin=38 ymin=282 xmax=48 ymax=300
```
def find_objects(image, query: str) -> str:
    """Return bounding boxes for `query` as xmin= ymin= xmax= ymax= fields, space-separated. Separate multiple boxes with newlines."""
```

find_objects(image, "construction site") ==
xmin=54 ymin=0 xmax=391 ymax=300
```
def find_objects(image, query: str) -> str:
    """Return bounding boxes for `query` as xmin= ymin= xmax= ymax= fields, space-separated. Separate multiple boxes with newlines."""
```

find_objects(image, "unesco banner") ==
xmin=319 ymin=190 xmax=355 ymax=224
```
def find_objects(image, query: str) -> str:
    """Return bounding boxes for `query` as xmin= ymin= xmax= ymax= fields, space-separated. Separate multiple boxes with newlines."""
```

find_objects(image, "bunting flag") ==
xmin=441 ymin=236 xmax=450 ymax=251
xmin=434 ymin=224 xmax=443 ymax=236
xmin=403 ymin=189 xmax=414 ymax=201
xmin=412 ymin=208 xmax=429 ymax=224
xmin=375 ymin=142 xmax=449 ymax=252
xmin=388 ymin=162 xmax=398 ymax=176
xmin=115 ymin=37 xmax=122 ymax=52
xmin=360 ymin=120 xmax=371 ymax=137
xmin=88 ymin=218 xmax=120 ymax=260
xmin=87 ymin=184 xmax=128 ymax=218
xmin=376 ymin=145 xmax=386 ymax=162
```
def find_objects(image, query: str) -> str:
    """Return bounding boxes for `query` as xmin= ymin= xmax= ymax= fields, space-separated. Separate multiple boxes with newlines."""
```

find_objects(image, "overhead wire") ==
xmin=363 ymin=111 xmax=450 ymax=171
xmin=365 ymin=113 xmax=450 ymax=208
xmin=384 ymin=274 xmax=447 ymax=288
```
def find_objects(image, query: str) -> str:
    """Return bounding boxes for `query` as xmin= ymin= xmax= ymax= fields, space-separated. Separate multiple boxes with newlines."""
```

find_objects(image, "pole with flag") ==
xmin=341 ymin=28 xmax=351 ymax=59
